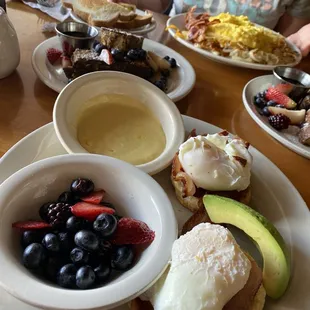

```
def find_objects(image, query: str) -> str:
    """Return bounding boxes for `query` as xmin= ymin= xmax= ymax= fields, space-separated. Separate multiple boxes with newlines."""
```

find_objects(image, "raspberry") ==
xmin=268 ymin=114 xmax=290 ymax=130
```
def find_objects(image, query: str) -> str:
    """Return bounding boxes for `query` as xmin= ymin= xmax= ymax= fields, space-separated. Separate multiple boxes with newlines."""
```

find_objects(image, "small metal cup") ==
xmin=55 ymin=21 xmax=98 ymax=56
xmin=272 ymin=66 xmax=310 ymax=104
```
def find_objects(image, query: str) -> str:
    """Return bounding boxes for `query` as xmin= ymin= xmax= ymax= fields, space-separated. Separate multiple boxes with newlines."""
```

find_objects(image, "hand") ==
xmin=287 ymin=24 xmax=310 ymax=57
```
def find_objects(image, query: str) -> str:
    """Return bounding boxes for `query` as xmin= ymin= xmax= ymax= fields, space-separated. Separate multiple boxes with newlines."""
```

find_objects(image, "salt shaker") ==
xmin=0 ymin=6 xmax=20 ymax=79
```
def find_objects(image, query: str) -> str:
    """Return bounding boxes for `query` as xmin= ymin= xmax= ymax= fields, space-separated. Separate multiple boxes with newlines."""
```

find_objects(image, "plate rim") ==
xmin=31 ymin=36 xmax=196 ymax=102
xmin=166 ymin=13 xmax=302 ymax=71
xmin=242 ymin=74 xmax=310 ymax=159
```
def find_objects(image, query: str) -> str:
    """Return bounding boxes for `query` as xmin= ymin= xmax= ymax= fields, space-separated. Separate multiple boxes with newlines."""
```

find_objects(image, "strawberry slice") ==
xmin=71 ymin=202 xmax=115 ymax=221
xmin=274 ymin=83 xmax=293 ymax=95
xmin=12 ymin=221 xmax=51 ymax=230
xmin=99 ymin=49 xmax=114 ymax=65
xmin=46 ymin=48 xmax=62 ymax=65
xmin=112 ymin=218 xmax=155 ymax=245
xmin=61 ymin=55 xmax=72 ymax=68
xmin=265 ymin=87 xmax=297 ymax=109
xmin=81 ymin=190 xmax=106 ymax=205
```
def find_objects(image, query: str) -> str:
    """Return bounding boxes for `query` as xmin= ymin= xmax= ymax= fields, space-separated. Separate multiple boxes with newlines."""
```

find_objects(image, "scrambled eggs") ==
xmin=207 ymin=13 xmax=283 ymax=53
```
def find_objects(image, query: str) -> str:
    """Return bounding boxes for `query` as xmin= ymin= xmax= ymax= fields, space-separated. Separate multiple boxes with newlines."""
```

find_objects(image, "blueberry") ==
xmin=23 ymin=243 xmax=46 ymax=269
xmin=74 ymin=230 xmax=99 ymax=252
xmin=266 ymin=100 xmax=277 ymax=107
xmin=70 ymin=178 xmax=94 ymax=196
xmin=258 ymin=91 xmax=265 ymax=98
xmin=136 ymin=48 xmax=146 ymax=60
xmin=58 ymin=191 xmax=79 ymax=204
xmin=70 ymin=248 xmax=90 ymax=265
xmin=42 ymin=233 xmax=60 ymax=253
xmin=168 ymin=57 xmax=177 ymax=68
xmin=94 ymin=43 xmax=105 ymax=54
xmin=111 ymin=48 xmax=125 ymax=61
xmin=58 ymin=231 xmax=74 ymax=252
xmin=93 ymin=214 xmax=117 ymax=238
xmin=163 ymin=56 xmax=170 ymax=61
xmin=262 ymin=107 xmax=271 ymax=116
xmin=45 ymin=257 xmax=64 ymax=281
xmin=39 ymin=202 xmax=52 ymax=222
xmin=126 ymin=49 xmax=140 ymax=60
xmin=76 ymin=266 xmax=96 ymax=289
xmin=111 ymin=245 xmax=134 ymax=271
xmin=57 ymin=264 xmax=77 ymax=288
xmin=276 ymin=104 xmax=286 ymax=108
xmin=94 ymin=264 xmax=111 ymax=283
xmin=254 ymin=97 xmax=266 ymax=109
xmin=66 ymin=216 xmax=86 ymax=233
xmin=161 ymin=69 xmax=170 ymax=77
xmin=154 ymin=80 xmax=166 ymax=91
xmin=21 ymin=231 xmax=43 ymax=248
xmin=98 ymin=240 xmax=112 ymax=258
xmin=92 ymin=40 xmax=100 ymax=49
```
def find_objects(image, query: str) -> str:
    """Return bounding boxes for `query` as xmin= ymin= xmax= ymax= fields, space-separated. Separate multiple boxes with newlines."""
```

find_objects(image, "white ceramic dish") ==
xmin=242 ymin=74 xmax=310 ymax=159
xmin=53 ymin=71 xmax=185 ymax=175
xmin=166 ymin=14 xmax=302 ymax=71
xmin=0 ymin=154 xmax=177 ymax=310
xmin=70 ymin=8 xmax=156 ymax=36
xmin=31 ymin=36 xmax=195 ymax=102
xmin=1 ymin=115 xmax=310 ymax=309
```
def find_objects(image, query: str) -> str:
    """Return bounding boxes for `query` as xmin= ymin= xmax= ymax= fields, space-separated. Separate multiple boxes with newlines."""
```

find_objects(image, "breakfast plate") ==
xmin=1 ymin=115 xmax=310 ymax=309
xmin=70 ymin=8 xmax=157 ymax=36
xmin=242 ymin=75 xmax=310 ymax=159
xmin=31 ymin=36 xmax=195 ymax=102
xmin=166 ymin=13 xmax=302 ymax=71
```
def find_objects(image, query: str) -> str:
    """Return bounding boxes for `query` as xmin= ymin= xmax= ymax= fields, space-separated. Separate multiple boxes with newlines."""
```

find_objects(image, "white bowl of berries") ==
xmin=0 ymin=154 xmax=177 ymax=309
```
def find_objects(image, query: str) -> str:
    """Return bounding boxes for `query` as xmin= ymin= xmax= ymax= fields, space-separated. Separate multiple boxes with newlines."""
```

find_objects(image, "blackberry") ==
xmin=268 ymin=114 xmax=290 ymax=130
xmin=45 ymin=202 xmax=72 ymax=227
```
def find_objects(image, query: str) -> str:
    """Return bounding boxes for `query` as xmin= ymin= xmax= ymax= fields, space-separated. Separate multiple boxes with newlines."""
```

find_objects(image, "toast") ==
xmin=114 ymin=11 xmax=153 ymax=29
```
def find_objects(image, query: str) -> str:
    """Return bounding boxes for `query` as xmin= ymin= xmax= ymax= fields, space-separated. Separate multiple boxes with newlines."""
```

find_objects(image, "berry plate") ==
xmin=242 ymin=75 xmax=310 ymax=159
xmin=1 ymin=116 xmax=310 ymax=309
xmin=31 ymin=36 xmax=196 ymax=103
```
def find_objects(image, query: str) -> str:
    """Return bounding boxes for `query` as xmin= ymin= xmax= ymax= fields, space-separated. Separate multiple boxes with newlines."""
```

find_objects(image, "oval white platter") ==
xmin=0 ymin=115 xmax=310 ymax=309
xmin=70 ymin=8 xmax=157 ymax=36
xmin=242 ymin=74 xmax=310 ymax=159
xmin=166 ymin=14 xmax=302 ymax=71
xmin=31 ymin=36 xmax=196 ymax=103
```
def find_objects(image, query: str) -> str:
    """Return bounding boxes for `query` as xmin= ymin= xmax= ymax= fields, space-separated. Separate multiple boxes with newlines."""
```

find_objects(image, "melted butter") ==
xmin=77 ymin=94 xmax=166 ymax=165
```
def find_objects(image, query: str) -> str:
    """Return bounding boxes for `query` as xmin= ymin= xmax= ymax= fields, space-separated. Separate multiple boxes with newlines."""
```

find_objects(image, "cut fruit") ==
xmin=81 ymin=190 xmax=106 ymax=204
xmin=99 ymin=49 xmax=114 ymax=65
xmin=265 ymin=87 xmax=297 ymax=109
xmin=147 ymin=51 xmax=170 ymax=71
xmin=268 ymin=107 xmax=306 ymax=125
xmin=274 ymin=83 xmax=293 ymax=95
xmin=203 ymin=195 xmax=290 ymax=299
xmin=71 ymin=202 xmax=115 ymax=221
xmin=12 ymin=221 xmax=51 ymax=230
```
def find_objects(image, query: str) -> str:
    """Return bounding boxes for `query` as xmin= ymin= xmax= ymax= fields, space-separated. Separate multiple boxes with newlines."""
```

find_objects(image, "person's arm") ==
xmin=274 ymin=0 xmax=310 ymax=36
xmin=287 ymin=23 xmax=310 ymax=57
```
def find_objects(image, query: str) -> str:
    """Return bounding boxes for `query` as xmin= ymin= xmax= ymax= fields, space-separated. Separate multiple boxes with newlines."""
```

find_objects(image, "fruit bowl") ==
xmin=53 ymin=71 xmax=185 ymax=176
xmin=0 ymin=154 xmax=177 ymax=309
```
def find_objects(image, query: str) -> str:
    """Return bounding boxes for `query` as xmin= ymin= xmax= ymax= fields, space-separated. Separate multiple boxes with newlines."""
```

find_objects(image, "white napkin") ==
xmin=21 ymin=0 xmax=71 ymax=22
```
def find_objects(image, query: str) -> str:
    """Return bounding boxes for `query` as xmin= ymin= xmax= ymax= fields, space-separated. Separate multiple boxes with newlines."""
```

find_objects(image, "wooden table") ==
xmin=1 ymin=1 xmax=310 ymax=208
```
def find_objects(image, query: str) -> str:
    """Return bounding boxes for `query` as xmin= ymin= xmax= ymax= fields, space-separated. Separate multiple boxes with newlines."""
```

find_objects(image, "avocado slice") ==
xmin=203 ymin=195 xmax=290 ymax=299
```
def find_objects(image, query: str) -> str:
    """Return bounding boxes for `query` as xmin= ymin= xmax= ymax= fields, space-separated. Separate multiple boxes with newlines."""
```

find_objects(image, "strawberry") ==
xmin=12 ymin=221 xmax=51 ymax=230
xmin=112 ymin=218 xmax=155 ymax=245
xmin=265 ymin=87 xmax=297 ymax=109
xmin=71 ymin=202 xmax=115 ymax=221
xmin=46 ymin=48 xmax=62 ymax=65
xmin=99 ymin=49 xmax=114 ymax=65
xmin=274 ymin=83 xmax=293 ymax=95
xmin=81 ymin=190 xmax=105 ymax=205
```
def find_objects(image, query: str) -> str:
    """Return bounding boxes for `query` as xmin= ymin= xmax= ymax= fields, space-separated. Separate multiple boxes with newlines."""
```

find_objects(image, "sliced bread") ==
xmin=114 ymin=11 xmax=153 ymax=29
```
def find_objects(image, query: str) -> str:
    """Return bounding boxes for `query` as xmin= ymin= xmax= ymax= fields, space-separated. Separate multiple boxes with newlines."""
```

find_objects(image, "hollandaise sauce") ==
xmin=77 ymin=94 xmax=166 ymax=165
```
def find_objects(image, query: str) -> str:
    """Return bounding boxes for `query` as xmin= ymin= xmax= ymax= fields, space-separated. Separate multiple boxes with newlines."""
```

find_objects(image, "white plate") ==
xmin=242 ymin=75 xmax=310 ymax=159
xmin=70 ymin=8 xmax=157 ymax=36
xmin=166 ymin=14 xmax=302 ymax=71
xmin=32 ymin=36 xmax=196 ymax=102
xmin=1 ymin=116 xmax=310 ymax=309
